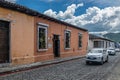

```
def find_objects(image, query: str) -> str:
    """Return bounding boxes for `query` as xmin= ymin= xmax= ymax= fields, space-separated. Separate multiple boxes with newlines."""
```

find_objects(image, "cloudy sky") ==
xmin=6 ymin=0 xmax=120 ymax=34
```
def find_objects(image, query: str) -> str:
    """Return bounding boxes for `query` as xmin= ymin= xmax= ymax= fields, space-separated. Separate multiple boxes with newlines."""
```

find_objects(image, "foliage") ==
xmin=103 ymin=33 xmax=120 ymax=42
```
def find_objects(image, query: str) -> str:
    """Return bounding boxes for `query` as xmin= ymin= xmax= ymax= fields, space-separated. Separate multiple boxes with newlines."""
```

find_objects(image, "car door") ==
xmin=103 ymin=50 xmax=107 ymax=61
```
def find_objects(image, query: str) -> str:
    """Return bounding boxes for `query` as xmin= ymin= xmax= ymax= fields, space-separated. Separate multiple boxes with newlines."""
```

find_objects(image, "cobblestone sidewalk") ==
xmin=0 ymin=56 xmax=84 ymax=74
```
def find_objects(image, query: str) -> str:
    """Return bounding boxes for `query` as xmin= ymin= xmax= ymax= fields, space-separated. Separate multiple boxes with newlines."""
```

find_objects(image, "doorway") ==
xmin=0 ymin=20 xmax=10 ymax=63
xmin=53 ymin=35 xmax=60 ymax=57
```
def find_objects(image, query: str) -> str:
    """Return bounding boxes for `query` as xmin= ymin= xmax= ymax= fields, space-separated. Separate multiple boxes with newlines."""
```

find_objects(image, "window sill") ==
xmin=38 ymin=49 xmax=48 ymax=52
xmin=65 ymin=48 xmax=71 ymax=50
xmin=78 ymin=47 xmax=82 ymax=49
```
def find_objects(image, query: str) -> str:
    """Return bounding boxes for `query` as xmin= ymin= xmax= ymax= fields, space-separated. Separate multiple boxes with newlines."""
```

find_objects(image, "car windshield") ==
xmin=91 ymin=50 xmax=103 ymax=53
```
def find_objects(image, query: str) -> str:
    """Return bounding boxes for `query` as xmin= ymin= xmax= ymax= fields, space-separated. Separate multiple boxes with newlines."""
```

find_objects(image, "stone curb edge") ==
xmin=0 ymin=56 xmax=85 ymax=76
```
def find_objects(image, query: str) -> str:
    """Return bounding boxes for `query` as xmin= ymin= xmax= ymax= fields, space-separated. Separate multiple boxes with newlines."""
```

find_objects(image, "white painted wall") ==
xmin=88 ymin=39 xmax=94 ymax=51
xmin=88 ymin=39 xmax=115 ymax=50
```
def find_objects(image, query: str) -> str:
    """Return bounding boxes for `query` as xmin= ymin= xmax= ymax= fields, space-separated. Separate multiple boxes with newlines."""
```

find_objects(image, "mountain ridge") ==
xmin=103 ymin=33 xmax=120 ymax=42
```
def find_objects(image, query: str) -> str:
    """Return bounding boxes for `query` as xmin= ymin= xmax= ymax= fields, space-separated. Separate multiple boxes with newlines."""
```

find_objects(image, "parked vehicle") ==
xmin=86 ymin=48 xmax=109 ymax=65
xmin=107 ymin=48 xmax=116 ymax=55
xmin=115 ymin=48 xmax=120 ymax=52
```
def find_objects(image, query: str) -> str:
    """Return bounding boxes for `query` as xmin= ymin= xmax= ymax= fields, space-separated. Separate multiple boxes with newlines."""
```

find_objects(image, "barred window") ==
xmin=38 ymin=26 xmax=47 ymax=50
xmin=65 ymin=30 xmax=71 ymax=48
xmin=94 ymin=41 xmax=104 ymax=48
xmin=78 ymin=33 xmax=82 ymax=48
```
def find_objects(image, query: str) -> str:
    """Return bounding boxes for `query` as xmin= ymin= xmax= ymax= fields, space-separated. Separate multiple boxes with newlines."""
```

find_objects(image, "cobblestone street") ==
xmin=0 ymin=53 xmax=120 ymax=80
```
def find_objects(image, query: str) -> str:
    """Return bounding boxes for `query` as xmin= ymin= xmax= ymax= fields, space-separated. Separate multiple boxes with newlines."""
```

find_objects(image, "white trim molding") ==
xmin=37 ymin=24 xmax=48 ymax=51
xmin=37 ymin=22 xmax=49 ymax=27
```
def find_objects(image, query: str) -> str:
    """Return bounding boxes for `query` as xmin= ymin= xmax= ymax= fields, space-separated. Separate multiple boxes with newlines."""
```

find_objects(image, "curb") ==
xmin=0 ymin=56 xmax=85 ymax=76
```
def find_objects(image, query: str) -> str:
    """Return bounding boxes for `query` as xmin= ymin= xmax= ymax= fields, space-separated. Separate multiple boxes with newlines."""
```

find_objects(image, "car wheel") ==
xmin=86 ymin=61 xmax=90 ymax=65
xmin=100 ymin=58 xmax=104 ymax=65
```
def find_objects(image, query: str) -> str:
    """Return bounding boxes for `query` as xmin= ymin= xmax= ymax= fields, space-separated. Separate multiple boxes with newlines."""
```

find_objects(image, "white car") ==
xmin=86 ymin=48 xmax=109 ymax=65
xmin=107 ymin=48 xmax=116 ymax=55
xmin=115 ymin=48 xmax=120 ymax=52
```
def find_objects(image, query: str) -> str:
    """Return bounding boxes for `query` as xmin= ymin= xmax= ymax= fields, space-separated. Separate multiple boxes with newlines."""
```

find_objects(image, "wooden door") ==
xmin=53 ymin=35 xmax=60 ymax=57
xmin=0 ymin=21 xmax=9 ymax=63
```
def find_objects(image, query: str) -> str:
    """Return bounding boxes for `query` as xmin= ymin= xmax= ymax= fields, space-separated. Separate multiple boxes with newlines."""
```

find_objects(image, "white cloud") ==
xmin=44 ymin=3 xmax=84 ymax=20
xmin=44 ymin=3 xmax=120 ymax=33
xmin=109 ymin=18 xmax=120 ymax=28
xmin=44 ymin=9 xmax=57 ymax=18
xmin=77 ymin=3 xmax=84 ymax=7
xmin=113 ymin=31 xmax=120 ymax=33
xmin=89 ymin=31 xmax=108 ymax=35
xmin=5 ymin=0 xmax=17 ymax=3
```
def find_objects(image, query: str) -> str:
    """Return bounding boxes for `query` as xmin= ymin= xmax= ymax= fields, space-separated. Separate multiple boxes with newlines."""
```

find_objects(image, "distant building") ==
xmin=88 ymin=34 xmax=115 ymax=51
